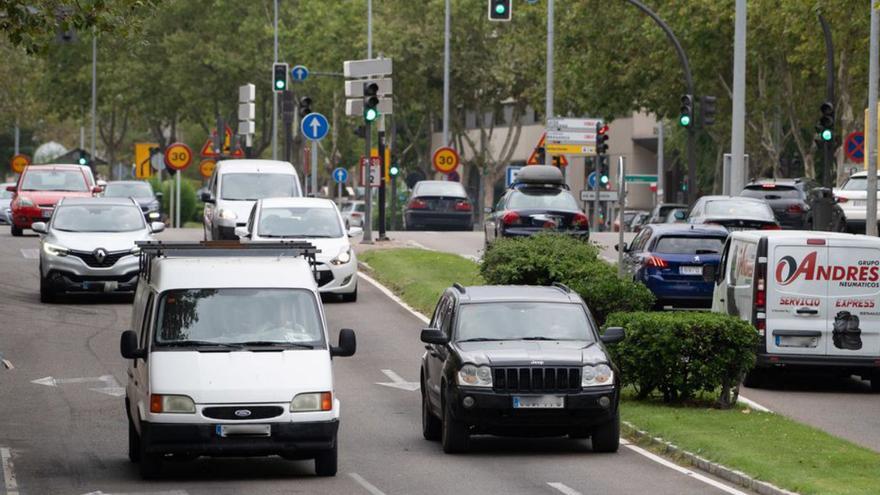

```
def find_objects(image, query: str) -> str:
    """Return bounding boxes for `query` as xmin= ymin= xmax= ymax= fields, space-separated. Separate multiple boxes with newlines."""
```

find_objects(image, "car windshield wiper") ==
xmin=158 ymin=340 xmax=243 ymax=349
xmin=238 ymin=341 xmax=315 ymax=349
xmin=456 ymin=337 xmax=508 ymax=342
xmin=519 ymin=336 xmax=566 ymax=341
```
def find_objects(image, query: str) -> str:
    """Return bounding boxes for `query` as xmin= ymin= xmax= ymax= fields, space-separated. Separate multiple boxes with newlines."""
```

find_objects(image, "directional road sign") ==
xmin=624 ymin=174 xmax=658 ymax=183
xmin=845 ymin=131 xmax=865 ymax=163
xmin=333 ymin=167 xmax=349 ymax=184
xmin=588 ymin=171 xmax=597 ymax=189
xmin=301 ymin=112 xmax=330 ymax=141
xmin=580 ymin=190 xmax=619 ymax=202
xmin=506 ymin=165 xmax=523 ymax=187
xmin=10 ymin=153 xmax=30 ymax=174
xmin=546 ymin=130 xmax=597 ymax=143
xmin=547 ymin=118 xmax=603 ymax=131
xmin=291 ymin=65 xmax=309 ymax=82
xmin=545 ymin=143 xmax=596 ymax=155
xmin=150 ymin=151 xmax=165 ymax=171
xmin=134 ymin=143 xmax=157 ymax=179
xmin=343 ymin=58 xmax=393 ymax=78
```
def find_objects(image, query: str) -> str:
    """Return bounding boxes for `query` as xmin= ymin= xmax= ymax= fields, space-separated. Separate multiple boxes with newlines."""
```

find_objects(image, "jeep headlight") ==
xmin=218 ymin=208 xmax=237 ymax=220
xmin=457 ymin=364 xmax=492 ymax=388
xmin=331 ymin=247 xmax=352 ymax=266
xmin=582 ymin=364 xmax=614 ymax=387
xmin=43 ymin=242 xmax=69 ymax=257
xmin=290 ymin=392 xmax=332 ymax=412
xmin=149 ymin=394 xmax=195 ymax=414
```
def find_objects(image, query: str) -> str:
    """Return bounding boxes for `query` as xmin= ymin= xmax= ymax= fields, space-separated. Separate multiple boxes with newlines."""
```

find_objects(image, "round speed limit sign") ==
xmin=432 ymin=147 xmax=460 ymax=174
xmin=164 ymin=142 xmax=193 ymax=171
xmin=10 ymin=153 xmax=30 ymax=174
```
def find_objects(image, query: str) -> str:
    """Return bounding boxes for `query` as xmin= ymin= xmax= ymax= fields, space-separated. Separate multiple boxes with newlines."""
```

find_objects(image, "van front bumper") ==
xmin=756 ymin=353 xmax=880 ymax=371
xmin=140 ymin=419 xmax=338 ymax=458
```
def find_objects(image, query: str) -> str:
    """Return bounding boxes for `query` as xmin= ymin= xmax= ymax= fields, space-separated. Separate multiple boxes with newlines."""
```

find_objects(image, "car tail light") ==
xmin=786 ymin=204 xmax=803 ymax=214
xmin=408 ymin=198 xmax=428 ymax=210
xmin=835 ymin=196 xmax=848 ymax=203
xmin=762 ymin=224 xmax=782 ymax=230
xmin=644 ymin=255 xmax=668 ymax=268
xmin=761 ymin=184 xmax=776 ymax=189
xmin=572 ymin=212 xmax=589 ymax=228
xmin=454 ymin=200 xmax=472 ymax=212
xmin=351 ymin=212 xmax=363 ymax=218
xmin=501 ymin=210 xmax=521 ymax=226
xmin=754 ymin=256 xmax=767 ymax=336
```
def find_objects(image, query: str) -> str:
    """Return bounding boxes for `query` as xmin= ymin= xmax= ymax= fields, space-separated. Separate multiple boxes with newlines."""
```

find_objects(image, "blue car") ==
xmin=620 ymin=224 xmax=729 ymax=309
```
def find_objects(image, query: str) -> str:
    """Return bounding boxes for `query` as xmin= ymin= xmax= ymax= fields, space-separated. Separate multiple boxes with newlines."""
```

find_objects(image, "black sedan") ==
xmin=404 ymin=180 xmax=473 ymax=231
xmin=740 ymin=178 xmax=845 ymax=230
xmin=687 ymin=195 xmax=780 ymax=231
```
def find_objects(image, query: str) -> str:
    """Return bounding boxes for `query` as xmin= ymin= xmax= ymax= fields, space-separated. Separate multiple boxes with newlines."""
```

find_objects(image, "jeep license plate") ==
xmin=512 ymin=395 xmax=564 ymax=409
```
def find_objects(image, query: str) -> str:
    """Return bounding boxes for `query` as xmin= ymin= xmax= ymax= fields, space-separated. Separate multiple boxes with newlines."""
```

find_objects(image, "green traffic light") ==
xmin=495 ymin=4 xmax=506 ymax=14
xmin=600 ymin=175 xmax=609 ymax=185
xmin=364 ymin=107 xmax=379 ymax=122
xmin=679 ymin=114 xmax=691 ymax=127
xmin=275 ymin=80 xmax=285 ymax=90
xmin=821 ymin=129 xmax=833 ymax=141
xmin=389 ymin=165 xmax=400 ymax=177
xmin=78 ymin=157 xmax=87 ymax=165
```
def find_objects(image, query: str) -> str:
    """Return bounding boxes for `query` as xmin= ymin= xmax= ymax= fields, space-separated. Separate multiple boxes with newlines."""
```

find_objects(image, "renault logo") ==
xmin=93 ymin=248 xmax=107 ymax=263
xmin=234 ymin=409 xmax=252 ymax=418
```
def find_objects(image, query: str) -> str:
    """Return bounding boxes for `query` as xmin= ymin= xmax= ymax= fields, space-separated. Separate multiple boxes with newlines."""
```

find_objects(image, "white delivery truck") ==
xmin=706 ymin=231 xmax=879 ymax=390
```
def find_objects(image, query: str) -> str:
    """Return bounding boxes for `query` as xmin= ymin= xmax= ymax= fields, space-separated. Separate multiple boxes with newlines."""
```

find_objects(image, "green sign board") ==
xmin=624 ymin=174 xmax=658 ymax=183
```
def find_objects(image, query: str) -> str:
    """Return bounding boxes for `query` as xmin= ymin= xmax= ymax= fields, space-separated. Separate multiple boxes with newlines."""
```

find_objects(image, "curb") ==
xmin=622 ymin=421 xmax=799 ymax=495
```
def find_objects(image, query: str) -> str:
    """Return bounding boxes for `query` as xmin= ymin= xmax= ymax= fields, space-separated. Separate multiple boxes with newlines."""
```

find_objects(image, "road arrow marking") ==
xmin=375 ymin=369 xmax=419 ymax=392
xmin=0 ymin=352 xmax=12 ymax=370
xmin=32 ymin=375 xmax=124 ymax=397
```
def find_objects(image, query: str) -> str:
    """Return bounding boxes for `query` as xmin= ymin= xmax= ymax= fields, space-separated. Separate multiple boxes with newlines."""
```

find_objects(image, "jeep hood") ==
xmin=455 ymin=340 xmax=609 ymax=366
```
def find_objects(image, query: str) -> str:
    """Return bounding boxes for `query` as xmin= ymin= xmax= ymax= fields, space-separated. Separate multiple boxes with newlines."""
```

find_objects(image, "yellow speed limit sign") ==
xmin=164 ymin=142 xmax=193 ymax=171
xmin=10 ymin=153 xmax=30 ymax=174
xmin=432 ymin=146 xmax=460 ymax=174
xmin=199 ymin=159 xmax=216 ymax=178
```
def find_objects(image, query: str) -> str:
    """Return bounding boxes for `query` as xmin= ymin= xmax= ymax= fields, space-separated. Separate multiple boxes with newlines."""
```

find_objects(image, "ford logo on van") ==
xmin=234 ymin=409 xmax=252 ymax=418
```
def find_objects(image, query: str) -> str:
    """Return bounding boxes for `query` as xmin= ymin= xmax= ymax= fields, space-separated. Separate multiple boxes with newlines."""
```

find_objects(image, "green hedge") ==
xmin=479 ymin=234 xmax=654 ymax=324
xmin=149 ymin=177 xmax=199 ymax=223
xmin=604 ymin=312 xmax=758 ymax=408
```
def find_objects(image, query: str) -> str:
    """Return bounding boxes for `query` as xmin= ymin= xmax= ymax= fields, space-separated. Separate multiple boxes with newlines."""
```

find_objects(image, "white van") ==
xmin=708 ymin=230 xmax=879 ymax=390
xmin=120 ymin=241 xmax=356 ymax=478
xmin=202 ymin=160 xmax=303 ymax=240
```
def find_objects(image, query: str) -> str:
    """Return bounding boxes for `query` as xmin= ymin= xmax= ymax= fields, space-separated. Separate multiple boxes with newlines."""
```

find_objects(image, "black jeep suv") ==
xmin=419 ymin=283 xmax=625 ymax=453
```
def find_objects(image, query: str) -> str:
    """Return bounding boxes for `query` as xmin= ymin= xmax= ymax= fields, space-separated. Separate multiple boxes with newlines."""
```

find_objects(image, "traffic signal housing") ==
xmin=363 ymin=82 xmax=380 ymax=122
xmin=488 ymin=0 xmax=512 ymax=21
xmin=817 ymin=101 xmax=834 ymax=142
xmin=701 ymin=95 xmax=717 ymax=127
xmin=596 ymin=124 xmax=609 ymax=155
xmin=389 ymin=164 xmax=400 ymax=177
xmin=77 ymin=150 xmax=90 ymax=166
xmin=679 ymin=94 xmax=694 ymax=127
xmin=273 ymin=63 xmax=289 ymax=92
xmin=299 ymin=96 xmax=312 ymax=117
xmin=598 ymin=155 xmax=610 ymax=188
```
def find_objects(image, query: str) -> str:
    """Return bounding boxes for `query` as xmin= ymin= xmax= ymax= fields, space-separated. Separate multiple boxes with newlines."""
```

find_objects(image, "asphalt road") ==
xmin=0 ymin=228 xmax=748 ymax=495
xmin=389 ymin=230 xmax=880 ymax=453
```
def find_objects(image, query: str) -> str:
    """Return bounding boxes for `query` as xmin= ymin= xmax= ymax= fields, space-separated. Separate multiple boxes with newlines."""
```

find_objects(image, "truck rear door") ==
xmin=825 ymin=239 xmax=880 ymax=358
xmin=766 ymin=240 xmax=828 ymax=356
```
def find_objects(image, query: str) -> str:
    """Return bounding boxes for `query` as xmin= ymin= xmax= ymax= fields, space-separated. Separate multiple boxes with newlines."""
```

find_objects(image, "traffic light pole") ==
xmin=593 ymin=156 xmax=601 ymax=230
xmin=819 ymin=13 xmax=835 ymax=189
xmin=867 ymin=0 xmax=879 ymax=238
xmin=377 ymin=116 xmax=388 ymax=240
xmin=362 ymin=121 xmax=373 ymax=244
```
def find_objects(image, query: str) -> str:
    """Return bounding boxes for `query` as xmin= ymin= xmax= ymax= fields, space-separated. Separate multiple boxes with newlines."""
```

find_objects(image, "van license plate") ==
xmin=680 ymin=266 xmax=702 ymax=275
xmin=512 ymin=395 xmax=564 ymax=409
xmin=216 ymin=424 xmax=271 ymax=438
xmin=775 ymin=336 xmax=818 ymax=348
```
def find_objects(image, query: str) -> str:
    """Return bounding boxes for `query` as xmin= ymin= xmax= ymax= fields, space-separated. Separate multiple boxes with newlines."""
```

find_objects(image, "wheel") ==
xmin=138 ymin=424 xmax=162 ymax=479
xmin=591 ymin=413 xmax=620 ymax=453
xmin=11 ymin=225 xmax=22 ymax=236
xmin=128 ymin=412 xmax=141 ymax=463
xmin=341 ymin=286 xmax=357 ymax=303
xmin=39 ymin=275 xmax=55 ymax=304
xmin=441 ymin=392 xmax=469 ymax=453
xmin=421 ymin=384 xmax=441 ymax=441
xmin=314 ymin=440 xmax=338 ymax=477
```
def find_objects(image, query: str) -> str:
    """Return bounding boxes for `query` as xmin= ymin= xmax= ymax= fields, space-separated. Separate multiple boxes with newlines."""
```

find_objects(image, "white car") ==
xmin=236 ymin=198 xmax=361 ymax=302
xmin=120 ymin=241 xmax=356 ymax=479
xmin=833 ymin=170 xmax=880 ymax=233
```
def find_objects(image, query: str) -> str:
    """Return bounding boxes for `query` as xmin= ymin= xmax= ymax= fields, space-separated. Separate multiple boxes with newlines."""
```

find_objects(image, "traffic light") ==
xmin=273 ymin=63 xmax=289 ymax=92
xmin=596 ymin=123 xmax=609 ymax=155
xmin=817 ymin=101 xmax=834 ymax=142
xmin=488 ymin=0 xmax=512 ymax=21
xmin=363 ymin=82 xmax=379 ymax=122
xmin=701 ymin=95 xmax=717 ymax=126
xmin=598 ymin=155 xmax=610 ymax=187
xmin=77 ymin=150 xmax=90 ymax=166
xmin=298 ymin=96 xmax=312 ymax=117
xmin=679 ymin=94 xmax=694 ymax=127
xmin=389 ymin=164 xmax=400 ymax=177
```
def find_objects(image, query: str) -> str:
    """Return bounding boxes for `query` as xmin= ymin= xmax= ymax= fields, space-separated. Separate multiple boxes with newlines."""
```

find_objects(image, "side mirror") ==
xmin=702 ymin=264 xmax=718 ymax=283
xmin=120 ymin=330 xmax=145 ymax=360
xmin=614 ymin=243 xmax=628 ymax=252
xmin=234 ymin=226 xmax=250 ymax=238
xmin=347 ymin=226 xmax=363 ymax=238
xmin=6 ymin=185 xmax=16 ymax=193
xmin=91 ymin=186 xmax=103 ymax=194
xmin=331 ymin=328 xmax=357 ymax=357
xmin=420 ymin=328 xmax=449 ymax=345
xmin=200 ymin=191 xmax=214 ymax=203
xmin=31 ymin=222 xmax=48 ymax=235
xmin=600 ymin=327 xmax=626 ymax=345
xmin=96 ymin=179 xmax=107 ymax=188
xmin=150 ymin=222 xmax=165 ymax=234
xmin=155 ymin=191 xmax=164 ymax=200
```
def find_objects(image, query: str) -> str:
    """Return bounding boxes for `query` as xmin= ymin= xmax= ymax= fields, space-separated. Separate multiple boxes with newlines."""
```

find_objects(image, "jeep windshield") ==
xmin=154 ymin=288 xmax=325 ymax=349
xmin=455 ymin=302 xmax=594 ymax=342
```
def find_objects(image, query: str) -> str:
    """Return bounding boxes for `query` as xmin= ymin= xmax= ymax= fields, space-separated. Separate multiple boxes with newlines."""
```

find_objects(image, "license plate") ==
xmin=216 ymin=424 xmax=271 ymax=438
xmin=775 ymin=335 xmax=819 ymax=348
xmin=103 ymin=281 xmax=119 ymax=292
xmin=852 ymin=200 xmax=866 ymax=207
xmin=680 ymin=266 xmax=702 ymax=275
xmin=512 ymin=395 xmax=564 ymax=409
xmin=726 ymin=226 xmax=745 ymax=232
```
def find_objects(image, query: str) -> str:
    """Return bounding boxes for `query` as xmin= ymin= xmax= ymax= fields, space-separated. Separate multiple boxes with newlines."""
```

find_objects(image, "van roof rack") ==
xmin=136 ymin=240 xmax=320 ymax=282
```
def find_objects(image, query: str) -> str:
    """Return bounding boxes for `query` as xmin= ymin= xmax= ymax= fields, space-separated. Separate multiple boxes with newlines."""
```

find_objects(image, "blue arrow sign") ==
xmin=588 ymin=171 xmax=597 ymax=189
xmin=291 ymin=65 xmax=309 ymax=82
xmin=301 ymin=112 xmax=329 ymax=141
xmin=333 ymin=167 xmax=349 ymax=184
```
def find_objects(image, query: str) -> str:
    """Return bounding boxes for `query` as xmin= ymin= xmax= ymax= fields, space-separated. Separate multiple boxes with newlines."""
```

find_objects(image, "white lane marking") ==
xmin=547 ymin=482 xmax=582 ymax=495
xmin=737 ymin=395 xmax=772 ymax=413
xmin=80 ymin=491 xmax=188 ymax=495
xmin=32 ymin=375 xmax=125 ymax=397
xmin=19 ymin=248 xmax=38 ymax=259
xmin=376 ymin=369 xmax=420 ymax=392
xmin=358 ymin=271 xmax=429 ymax=324
xmin=349 ymin=472 xmax=387 ymax=495
xmin=622 ymin=442 xmax=749 ymax=495
xmin=0 ymin=352 xmax=12 ymax=370
xmin=1 ymin=447 xmax=18 ymax=495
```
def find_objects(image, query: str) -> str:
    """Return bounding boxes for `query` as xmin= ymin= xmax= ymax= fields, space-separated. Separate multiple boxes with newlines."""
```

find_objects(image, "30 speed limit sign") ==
xmin=164 ymin=142 xmax=193 ymax=171
xmin=432 ymin=147 xmax=460 ymax=174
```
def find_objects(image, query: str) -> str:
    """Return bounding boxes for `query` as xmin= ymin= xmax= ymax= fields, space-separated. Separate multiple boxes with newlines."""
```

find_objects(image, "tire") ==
xmin=11 ymin=225 xmax=22 ymax=237
xmin=341 ymin=286 xmax=358 ymax=303
xmin=441 ymin=393 xmax=469 ymax=453
xmin=39 ymin=275 xmax=55 ymax=304
xmin=138 ymin=425 xmax=162 ymax=479
xmin=128 ymin=412 xmax=141 ymax=463
xmin=591 ymin=413 xmax=620 ymax=453
xmin=314 ymin=440 xmax=338 ymax=477
xmin=421 ymin=385 xmax=441 ymax=441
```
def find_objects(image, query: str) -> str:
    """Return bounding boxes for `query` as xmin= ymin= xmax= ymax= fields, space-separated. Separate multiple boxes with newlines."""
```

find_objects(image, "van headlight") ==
xmin=218 ymin=209 xmax=237 ymax=220
xmin=43 ymin=242 xmax=69 ymax=257
xmin=149 ymin=394 xmax=195 ymax=414
xmin=331 ymin=247 xmax=352 ymax=265
xmin=582 ymin=364 xmax=614 ymax=387
xmin=457 ymin=364 xmax=492 ymax=387
xmin=290 ymin=392 xmax=333 ymax=412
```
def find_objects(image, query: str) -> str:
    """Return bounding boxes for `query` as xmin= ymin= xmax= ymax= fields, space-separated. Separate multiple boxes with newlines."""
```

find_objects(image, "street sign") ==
xmin=164 ymin=142 xmax=193 ymax=171
xmin=845 ymin=131 xmax=865 ymax=163
xmin=290 ymin=65 xmax=309 ymax=82
xmin=200 ymin=126 xmax=244 ymax=158
xmin=547 ymin=117 xmax=603 ymax=131
xmin=546 ymin=130 xmax=597 ymax=143
xmin=506 ymin=165 xmax=523 ymax=187
xmin=301 ymin=112 xmax=330 ymax=141
xmin=343 ymin=58 xmax=393 ymax=78
xmin=150 ymin=151 xmax=165 ymax=171
xmin=345 ymin=97 xmax=393 ymax=116
xmin=525 ymin=133 xmax=568 ymax=166
xmin=10 ymin=153 xmax=30 ymax=174
xmin=432 ymin=147 xmax=460 ymax=174
xmin=588 ymin=171 xmax=597 ymax=189
xmin=345 ymin=78 xmax=393 ymax=97
xmin=580 ymin=190 xmax=619 ymax=202
xmin=134 ymin=143 xmax=157 ymax=179
xmin=545 ymin=143 xmax=596 ymax=155
xmin=370 ymin=147 xmax=392 ymax=181
xmin=624 ymin=174 xmax=658 ymax=183
xmin=199 ymin=159 xmax=216 ymax=179
xmin=360 ymin=156 xmax=381 ymax=187
xmin=333 ymin=167 xmax=349 ymax=183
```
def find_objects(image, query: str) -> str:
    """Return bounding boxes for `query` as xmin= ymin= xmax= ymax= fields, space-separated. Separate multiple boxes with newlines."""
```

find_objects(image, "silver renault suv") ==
xmin=33 ymin=197 xmax=165 ymax=302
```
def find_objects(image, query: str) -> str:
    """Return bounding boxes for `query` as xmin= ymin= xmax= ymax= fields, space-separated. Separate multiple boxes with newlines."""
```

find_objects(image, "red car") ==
xmin=7 ymin=164 xmax=100 ymax=236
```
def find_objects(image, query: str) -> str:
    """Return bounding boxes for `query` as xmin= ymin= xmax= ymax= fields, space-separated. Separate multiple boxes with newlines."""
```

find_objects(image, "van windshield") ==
xmin=221 ymin=173 xmax=298 ymax=200
xmin=154 ymin=288 xmax=325 ymax=348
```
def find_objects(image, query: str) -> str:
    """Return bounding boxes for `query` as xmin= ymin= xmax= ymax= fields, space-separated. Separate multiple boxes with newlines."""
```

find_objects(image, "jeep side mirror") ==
xmin=420 ymin=328 xmax=449 ymax=345
xmin=31 ymin=222 xmax=48 ymax=235
xmin=702 ymin=264 xmax=718 ymax=283
xmin=120 ymin=330 xmax=145 ymax=360
xmin=331 ymin=328 xmax=357 ymax=357
xmin=600 ymin=327 xmax=626 ymax=345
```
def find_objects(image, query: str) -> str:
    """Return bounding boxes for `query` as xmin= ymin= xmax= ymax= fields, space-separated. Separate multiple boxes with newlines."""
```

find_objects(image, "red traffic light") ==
xmin=598 ymin=125 xmax=609 ymax=135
